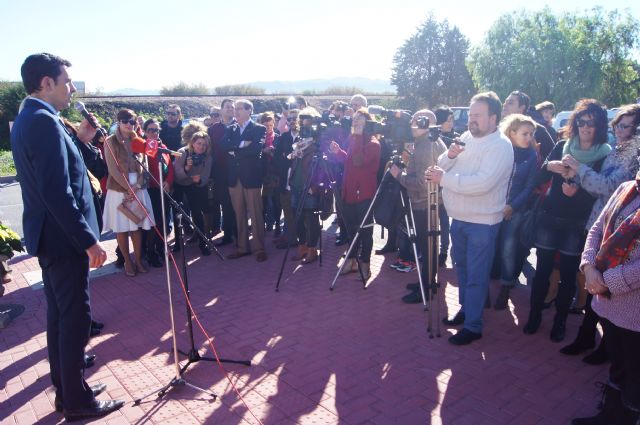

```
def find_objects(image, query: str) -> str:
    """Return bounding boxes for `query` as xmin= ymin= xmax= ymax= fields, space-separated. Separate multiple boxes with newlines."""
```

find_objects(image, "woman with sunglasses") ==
xmin=523 ymin=99 xmax=611 ymax=342
xmin=142 ymin=119 xmax=174 ymax=267
xmin=103 ymin=109 xmax=155 ymax=277
xmin=558 ymin=104 xmax=640 ymax=362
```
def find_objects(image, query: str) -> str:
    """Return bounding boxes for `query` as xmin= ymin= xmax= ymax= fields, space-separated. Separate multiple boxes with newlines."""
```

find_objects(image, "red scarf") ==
xmin=595 ymin=175 xmax=640 ymax=272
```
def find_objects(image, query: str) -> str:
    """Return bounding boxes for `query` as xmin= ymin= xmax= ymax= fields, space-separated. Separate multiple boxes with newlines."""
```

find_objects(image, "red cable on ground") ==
xmin=101 ymin=128 xmax=265 ymax=425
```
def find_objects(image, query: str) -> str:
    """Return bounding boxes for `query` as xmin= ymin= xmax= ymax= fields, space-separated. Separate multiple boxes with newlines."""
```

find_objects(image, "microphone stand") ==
xmin=134 ymin=158 xmax=217 ymax=405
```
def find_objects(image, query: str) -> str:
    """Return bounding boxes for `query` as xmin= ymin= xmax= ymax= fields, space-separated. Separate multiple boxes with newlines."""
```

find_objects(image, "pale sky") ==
xmin=1 ymin=0 xmax=638 ymax=92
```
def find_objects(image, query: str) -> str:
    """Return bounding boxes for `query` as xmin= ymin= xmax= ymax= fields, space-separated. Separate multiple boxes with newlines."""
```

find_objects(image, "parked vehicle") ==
xmin=451 ymin=107 xmax=469 ymax=134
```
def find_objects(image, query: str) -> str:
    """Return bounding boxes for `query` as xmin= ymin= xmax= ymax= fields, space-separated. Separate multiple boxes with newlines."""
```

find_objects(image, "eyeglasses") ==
xmin=615 ymin=123 xmax=635 ymax=131
xmin=120 ymin=119 xmax=136 ymax=125
xmin=576 ymin=119 xmax=596 ymax=128
xmin=146 ymin=128 xmax=159 ymax=133
xmin=287 ymin=117 xmax=298 ymax=122
xmin=166 ymin=111 xmax=178 ymax=116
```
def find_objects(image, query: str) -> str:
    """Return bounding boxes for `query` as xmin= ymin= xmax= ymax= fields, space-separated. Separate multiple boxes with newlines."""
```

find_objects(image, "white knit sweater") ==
xmin=438 ymin=129 xmax=514 ymax=225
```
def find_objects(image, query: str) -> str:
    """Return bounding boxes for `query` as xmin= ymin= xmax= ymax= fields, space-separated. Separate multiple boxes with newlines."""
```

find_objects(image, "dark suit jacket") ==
xmin=11 ymin=98 xmax=99 ymax=258
xmin=219 ymin=120 xmax=266 ymax=189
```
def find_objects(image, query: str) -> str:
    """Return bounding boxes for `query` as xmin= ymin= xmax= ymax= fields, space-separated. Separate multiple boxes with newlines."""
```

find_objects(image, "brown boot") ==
xmin=302 ymin=248 xmax=318 ymax=264
xmin=292 ymin=245 xmax=308 ymax=261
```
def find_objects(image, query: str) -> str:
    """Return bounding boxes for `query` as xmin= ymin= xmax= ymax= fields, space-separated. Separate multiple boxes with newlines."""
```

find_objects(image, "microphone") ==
xmin=130 ymin=136 xmax=182 ymax=158
xmin=74 ymin=101 xmax=107 ymax=136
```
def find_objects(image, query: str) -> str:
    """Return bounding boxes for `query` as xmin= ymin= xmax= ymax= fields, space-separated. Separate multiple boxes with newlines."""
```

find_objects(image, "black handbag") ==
xmin=519 ymin=196 xmax=543 ymax=249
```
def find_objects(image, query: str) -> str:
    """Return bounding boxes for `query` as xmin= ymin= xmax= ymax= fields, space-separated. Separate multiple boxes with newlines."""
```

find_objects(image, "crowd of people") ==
xmin=10 ymin=52 xmax=640 ymax=423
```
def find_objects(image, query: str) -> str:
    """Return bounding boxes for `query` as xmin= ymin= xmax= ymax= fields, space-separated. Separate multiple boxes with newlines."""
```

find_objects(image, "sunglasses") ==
xmin=287 ymin=117 xmax=298 ymax=122
xmin=146 ymin=128 xmax=159 ymax=133
xmin=166 ymin=111 xmax=178 ymax=116
xmin=120 ymin=119 xmax=136 ymax=125
xmin=576 ymin=118 xmax=596 ymax=128
xmin=615 ymin=123 xmax=635 ymax=131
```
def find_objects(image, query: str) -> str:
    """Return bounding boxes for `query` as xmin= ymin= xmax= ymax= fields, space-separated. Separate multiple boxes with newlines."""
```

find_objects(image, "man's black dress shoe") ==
xmin=55 ymin=383 xmax=107 ymax=412
xmin=85 ymin=353 xmax=96 ymax=368
xmin=448 ymin=328 xmax=482 ymax=345
xmin=442 ymin=311 xmax=465 ymax=326
xmin=91 ymin=320 xmax=104 ymax=330
xmin=64 ymin=399 xmax=125 ymax=421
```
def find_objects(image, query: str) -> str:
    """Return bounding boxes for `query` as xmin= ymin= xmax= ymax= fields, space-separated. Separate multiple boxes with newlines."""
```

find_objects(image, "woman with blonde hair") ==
xmin=494 ymin=114 xmax=539 ymax=309
xmin=102 ymin=109 xmax=155 ymax=277
xmin=173 ymin=131 xmax=213 ymax=256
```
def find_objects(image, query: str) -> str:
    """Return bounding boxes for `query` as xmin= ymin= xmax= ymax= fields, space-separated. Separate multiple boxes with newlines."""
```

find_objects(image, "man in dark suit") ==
xmin=220 ymin=99 xmax=268 ymax=262
xmin=10 ymin=53 xmax=124 ymax=420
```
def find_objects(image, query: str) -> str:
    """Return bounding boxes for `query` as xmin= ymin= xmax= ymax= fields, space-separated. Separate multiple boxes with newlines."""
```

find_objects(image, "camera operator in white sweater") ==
xmin=426 ymin=92 xmax=514 ymax=345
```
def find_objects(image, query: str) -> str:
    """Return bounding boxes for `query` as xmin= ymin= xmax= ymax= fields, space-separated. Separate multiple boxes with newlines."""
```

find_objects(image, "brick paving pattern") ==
xmin=0 ymin=226 xmax=608 ymax=424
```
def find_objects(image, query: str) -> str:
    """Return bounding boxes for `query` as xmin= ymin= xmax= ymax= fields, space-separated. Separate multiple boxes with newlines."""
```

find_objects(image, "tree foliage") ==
xmin=469 ymin=7 xmax=640 ymax=110
xmin=0 ymin=81 xmax=27 ymax=150
xmin=213 ymin=84 xmax=266 ymax=96
xmin=391 ymin=15 xmax=476 ymax=109
xmin=160 ymin=81 xmax=210 ymax=96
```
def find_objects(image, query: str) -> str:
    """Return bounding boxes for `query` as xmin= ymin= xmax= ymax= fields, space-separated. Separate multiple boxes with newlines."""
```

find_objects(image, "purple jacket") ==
xmin=581 ymin=180 xmax=640 ymax=332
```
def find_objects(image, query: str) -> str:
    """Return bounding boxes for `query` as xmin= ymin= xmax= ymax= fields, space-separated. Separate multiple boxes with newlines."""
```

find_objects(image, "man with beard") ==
xmin=159 ymin=104 xmax=184 ymax=152
xmin=427 ymin=92 xmax=514 ymax=345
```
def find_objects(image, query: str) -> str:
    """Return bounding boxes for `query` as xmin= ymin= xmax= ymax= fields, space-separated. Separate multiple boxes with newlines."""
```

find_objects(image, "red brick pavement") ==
xmin=0 ymin=227 xmax=608 ymax=424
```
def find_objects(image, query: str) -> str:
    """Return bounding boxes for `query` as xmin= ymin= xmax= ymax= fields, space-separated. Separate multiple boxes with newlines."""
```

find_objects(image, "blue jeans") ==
xmin=499 ymin=210 xmax=525 ymax=286
xmin=450 ymin=219 xmax=501 ymax=334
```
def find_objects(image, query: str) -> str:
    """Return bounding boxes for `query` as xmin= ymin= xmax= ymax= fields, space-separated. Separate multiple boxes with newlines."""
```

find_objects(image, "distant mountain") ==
xmin=103 ymin=77 xmax=396 ymax=96
xmin=104 ymin=88 xmax=160 ymax=96
xmin=241 ymin=77 xmax=396 ymax=94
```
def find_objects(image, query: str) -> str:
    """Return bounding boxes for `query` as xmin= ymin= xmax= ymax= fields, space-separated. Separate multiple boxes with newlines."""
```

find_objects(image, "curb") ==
xmin=0 ymin=175 xmax=17 ymax=184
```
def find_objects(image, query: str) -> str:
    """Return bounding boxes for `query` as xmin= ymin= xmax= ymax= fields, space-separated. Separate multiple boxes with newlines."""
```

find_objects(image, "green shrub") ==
xmin=0 ymin=82 xmax=27 ymax=150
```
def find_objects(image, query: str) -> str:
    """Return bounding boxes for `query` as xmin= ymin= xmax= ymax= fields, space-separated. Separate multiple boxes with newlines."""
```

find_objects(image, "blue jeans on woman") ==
xmin=450 ymin=219 xmax=501 ymax=334
xmin=499 ymin=210 xmax=525 ymax=287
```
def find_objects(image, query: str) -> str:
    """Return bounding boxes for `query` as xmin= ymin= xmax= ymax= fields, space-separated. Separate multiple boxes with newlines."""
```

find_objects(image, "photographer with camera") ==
xmin=174 ymin=131 xmax=214 ymax=256
xmin=324 ymin=100 xmax=352 ymax=246
xmin=390 ymin=110 xmax=447 ymax=304
xmin=330 ymin=109 xmax=381 ymax=280
xmin=288 ymin=107 xmax=327 ymax=264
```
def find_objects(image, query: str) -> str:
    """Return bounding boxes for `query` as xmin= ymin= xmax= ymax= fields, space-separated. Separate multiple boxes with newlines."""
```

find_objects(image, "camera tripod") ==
xmin=275 ymin=151 xmax=351 ymax=290
xmin=330 ymin=169 xmax=426 ymax=298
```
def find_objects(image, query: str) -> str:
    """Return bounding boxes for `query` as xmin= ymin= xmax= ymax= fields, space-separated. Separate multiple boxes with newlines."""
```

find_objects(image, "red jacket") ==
xmin=147 ymin=141 xmax=175 ymax=189
xmin=334 ymin=134 xmax=381 ymax=204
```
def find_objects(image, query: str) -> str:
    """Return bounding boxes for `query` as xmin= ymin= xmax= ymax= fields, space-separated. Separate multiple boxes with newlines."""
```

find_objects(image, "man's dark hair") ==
xmin=434 ymin=106 xmax=454 ymax=125
xmin=21 ymin=52 xmax=71 ymax=94
xmin=221 ymin=98 xmax=234 ymax=109
xmin=471 ymin=91 xmax=502 ymax=123
xmin=294 ymin=96 xmax=307 ymax=108
xmin=509 ymin=90 xmax=530 ymax=112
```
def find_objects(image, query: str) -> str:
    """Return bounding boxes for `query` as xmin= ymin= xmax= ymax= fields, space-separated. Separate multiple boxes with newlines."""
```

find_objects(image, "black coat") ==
xmin=219 ymin=120 xmax=266 ymax=189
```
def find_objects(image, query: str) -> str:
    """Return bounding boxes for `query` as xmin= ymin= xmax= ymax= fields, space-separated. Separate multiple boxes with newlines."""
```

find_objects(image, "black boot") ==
xmin=560 ymin=324 xmax=596 ymax=355
xmin=572 ymin=383 xmax=622 ymax=425
xmin=494 ymin=286 xmax=511 ymax=310
xmin=523 ymin=309 xmax=542 ymax=334
xmin=583 ymin=337 xmax=609 ymax=365
xmin=524 ymin=273 xmax=548 ymax=335
xmin=550 ymin=314 xmax=567 ymax=342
